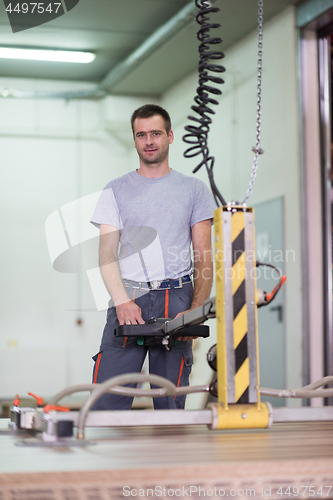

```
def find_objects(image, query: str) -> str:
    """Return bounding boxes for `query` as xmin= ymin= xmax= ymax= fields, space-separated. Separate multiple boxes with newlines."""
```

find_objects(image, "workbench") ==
xmin=1 ymin=418 xmax=333 ymax=500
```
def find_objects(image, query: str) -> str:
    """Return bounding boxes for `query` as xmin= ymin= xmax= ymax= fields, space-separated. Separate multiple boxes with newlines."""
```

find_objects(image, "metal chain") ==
xmin=242 ymin=0 xmax=264 ymax=205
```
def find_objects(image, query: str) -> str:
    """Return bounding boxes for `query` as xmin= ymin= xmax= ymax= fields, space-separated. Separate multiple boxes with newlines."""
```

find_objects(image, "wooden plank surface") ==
xmin=0 ymin=420 xmax=333 ymax=499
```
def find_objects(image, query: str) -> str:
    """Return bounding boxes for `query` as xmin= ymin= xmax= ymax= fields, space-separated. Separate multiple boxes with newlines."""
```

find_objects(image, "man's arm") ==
xmin=190 ymin=218 xmax=214 ymax=309
xmin=99 ymin=224 xmax=144 ymax=325
xmin=176 ymin=218 xmax=213 ymax=340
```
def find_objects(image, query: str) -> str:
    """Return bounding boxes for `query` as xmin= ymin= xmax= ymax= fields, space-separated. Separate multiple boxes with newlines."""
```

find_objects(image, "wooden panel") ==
xmin=0 ymin=421 xmax=333 ymax=499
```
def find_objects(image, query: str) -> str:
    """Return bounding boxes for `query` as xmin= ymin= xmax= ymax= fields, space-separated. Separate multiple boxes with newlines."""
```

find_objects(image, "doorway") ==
xmin=299 ymin=1 xmax=333 ymax=402
xmin=254 ymin=198 xmax=286 ymax=407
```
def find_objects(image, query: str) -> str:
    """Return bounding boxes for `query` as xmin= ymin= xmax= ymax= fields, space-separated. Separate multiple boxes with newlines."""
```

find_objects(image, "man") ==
xmin=90 ymin=104 xmax=216 ymax=410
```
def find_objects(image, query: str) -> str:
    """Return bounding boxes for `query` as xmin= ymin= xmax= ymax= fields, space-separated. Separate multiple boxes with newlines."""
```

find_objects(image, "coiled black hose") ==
xmin=183 ymin=0 xmax=226 ymax=206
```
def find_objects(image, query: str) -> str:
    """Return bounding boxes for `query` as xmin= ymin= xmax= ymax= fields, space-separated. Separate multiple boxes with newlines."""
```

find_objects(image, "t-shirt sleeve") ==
xmin=90 ymin=184 xmax=122 ymax=230
xmin=190 ymin=181 xmax=217 ymax=227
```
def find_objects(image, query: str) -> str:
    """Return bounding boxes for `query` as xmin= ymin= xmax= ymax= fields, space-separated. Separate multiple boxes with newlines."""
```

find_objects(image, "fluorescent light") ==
xmin=0 ymin=47 xmax=95 ymax=64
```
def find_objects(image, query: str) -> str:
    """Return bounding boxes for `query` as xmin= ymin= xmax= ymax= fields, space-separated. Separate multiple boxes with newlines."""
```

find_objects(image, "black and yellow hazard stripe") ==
xmin=231 ymin=211 xmax=249 ymax=403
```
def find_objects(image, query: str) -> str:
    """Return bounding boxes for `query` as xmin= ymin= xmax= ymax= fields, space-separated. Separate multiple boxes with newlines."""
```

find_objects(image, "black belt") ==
xmin=123 ymin=275 xmax=192 ymax=291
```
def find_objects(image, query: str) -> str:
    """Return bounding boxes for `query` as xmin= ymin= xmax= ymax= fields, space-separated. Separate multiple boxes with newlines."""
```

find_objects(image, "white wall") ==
xmin=0 ymin=81 xmax=157 ymax=400
xmin=0 ymin=5 xmax=303 ymax=409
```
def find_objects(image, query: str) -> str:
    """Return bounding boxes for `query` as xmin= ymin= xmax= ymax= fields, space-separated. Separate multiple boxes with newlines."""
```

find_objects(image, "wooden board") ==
xmin=0 ymin=420 xmax=333 ymax=499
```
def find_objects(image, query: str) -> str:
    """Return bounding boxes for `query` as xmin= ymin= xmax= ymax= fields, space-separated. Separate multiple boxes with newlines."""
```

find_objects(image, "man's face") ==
xmin=133 ymin=115 xmax=174 ymax=166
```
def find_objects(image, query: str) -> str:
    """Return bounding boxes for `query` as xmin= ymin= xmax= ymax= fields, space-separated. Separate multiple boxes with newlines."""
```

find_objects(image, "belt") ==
xmin=123 ymin=275 xmax=192 ymax=291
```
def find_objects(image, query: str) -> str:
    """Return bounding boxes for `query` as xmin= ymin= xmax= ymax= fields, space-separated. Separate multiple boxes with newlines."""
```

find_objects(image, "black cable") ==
xmin=183 ymin=0 xmax=226 ymax=206
xmin=256 ymin=261 xmax=284 ymax=307
xmin=256 ymin=261 xmax=281 ymax=273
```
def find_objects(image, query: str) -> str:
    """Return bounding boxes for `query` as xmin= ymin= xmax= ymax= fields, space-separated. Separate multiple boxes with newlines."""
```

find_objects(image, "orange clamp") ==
xmin=43 ymin=404 xmax=70 ymax=414
xmin=28 ymin=392 xmax=44 ymax=407
xmin=266 ymin=276 xmax=287 ymax=302
xmin=13 ymin=394 xmax=20 ymax=407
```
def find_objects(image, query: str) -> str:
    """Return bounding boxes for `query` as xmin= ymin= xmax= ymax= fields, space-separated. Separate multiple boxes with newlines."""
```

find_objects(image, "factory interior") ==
xmin=1 ymin=0 xmax=333 ymax=498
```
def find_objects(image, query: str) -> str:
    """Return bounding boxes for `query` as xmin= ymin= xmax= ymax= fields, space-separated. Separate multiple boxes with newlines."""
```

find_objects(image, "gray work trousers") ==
xmin=92 ymin=281 xmax=194 ymax=410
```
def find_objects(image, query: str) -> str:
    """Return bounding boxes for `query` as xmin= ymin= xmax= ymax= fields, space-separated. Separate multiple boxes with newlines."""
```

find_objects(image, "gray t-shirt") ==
xmin=91 ymin=169 xmax=216 ymax=282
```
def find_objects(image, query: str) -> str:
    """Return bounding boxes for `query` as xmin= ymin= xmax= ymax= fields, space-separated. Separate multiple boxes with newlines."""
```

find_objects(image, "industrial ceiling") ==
xmin=0 ymin=0 xmax=301 ymax=97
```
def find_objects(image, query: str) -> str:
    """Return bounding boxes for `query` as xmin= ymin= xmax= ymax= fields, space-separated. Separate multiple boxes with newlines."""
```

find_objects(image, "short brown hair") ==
xmin=131 ymin=104 xmax=172 ymax=136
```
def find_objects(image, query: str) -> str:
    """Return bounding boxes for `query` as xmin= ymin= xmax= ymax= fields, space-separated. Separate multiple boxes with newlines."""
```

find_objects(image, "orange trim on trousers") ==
xmin=93 ymin=352 xmax=102 ymax=383
xmin=164 ymin=289 xmax=169 ymax=318
xmin=175 ymin=356 xmax=185 ymax=399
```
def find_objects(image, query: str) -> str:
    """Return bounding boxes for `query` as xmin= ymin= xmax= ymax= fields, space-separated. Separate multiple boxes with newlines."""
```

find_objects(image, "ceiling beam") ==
xmin=98 ymin=0 xmax=218 ymax=92
xmin=0 ymin=0 xmax=219 ymax=100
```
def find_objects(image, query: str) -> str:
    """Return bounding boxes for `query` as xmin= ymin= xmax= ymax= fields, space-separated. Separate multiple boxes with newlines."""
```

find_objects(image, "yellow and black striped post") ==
xmin=214 ymin=205 xmax=262 ymax=410
xmin=231 ymin=208 xmax=252 ymax=403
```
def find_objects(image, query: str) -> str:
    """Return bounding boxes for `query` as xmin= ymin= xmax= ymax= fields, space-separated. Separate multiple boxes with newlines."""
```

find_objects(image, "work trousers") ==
xmin=92 ymin=282 xmax=194 ymax=410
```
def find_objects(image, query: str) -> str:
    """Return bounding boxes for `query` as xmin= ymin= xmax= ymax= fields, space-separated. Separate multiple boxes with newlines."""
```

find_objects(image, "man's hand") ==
xmin=116 ymin=300 xmax=145 ymax=326
xmin=173 ymin=219 xmax=213 ymax=342
xmin=174 ymin=309 xmax=198 ymax=342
